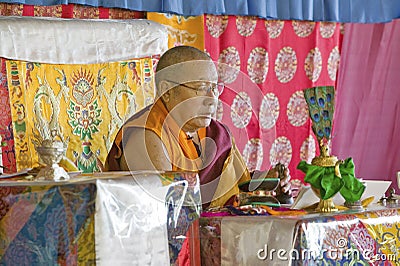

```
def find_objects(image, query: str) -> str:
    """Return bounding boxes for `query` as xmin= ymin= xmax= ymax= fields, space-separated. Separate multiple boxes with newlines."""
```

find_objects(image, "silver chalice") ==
xmin=35 ymin=139 xmax=69 ymax=181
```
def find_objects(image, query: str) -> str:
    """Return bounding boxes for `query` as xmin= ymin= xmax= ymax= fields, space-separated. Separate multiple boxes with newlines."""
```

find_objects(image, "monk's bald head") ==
xmin=156 ymin=46 xmax=211 ymax=73
xmin=155 ymin=46 xmax=218 ymax=97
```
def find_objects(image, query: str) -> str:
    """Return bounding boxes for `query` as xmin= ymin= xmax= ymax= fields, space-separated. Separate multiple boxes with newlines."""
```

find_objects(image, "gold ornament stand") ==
xmin=311 ymin=140 xmax=343 ymax=213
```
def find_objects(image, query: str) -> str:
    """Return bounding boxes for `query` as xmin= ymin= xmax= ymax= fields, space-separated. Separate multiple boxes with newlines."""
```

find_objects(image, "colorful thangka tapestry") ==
xmin=0 ymin=4 xmax=145 ymax=173
xmin=6 ymin=58 xmax=157 ymax=172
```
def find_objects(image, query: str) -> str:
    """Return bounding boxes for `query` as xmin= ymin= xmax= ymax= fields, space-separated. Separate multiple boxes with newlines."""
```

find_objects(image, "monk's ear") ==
xmin=159 ymin=80 xmax=171 ymax=102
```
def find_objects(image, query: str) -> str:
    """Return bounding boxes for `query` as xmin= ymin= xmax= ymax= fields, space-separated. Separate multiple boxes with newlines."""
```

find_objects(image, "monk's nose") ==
xmin=202 ymin=94 xmax=218 ymax=107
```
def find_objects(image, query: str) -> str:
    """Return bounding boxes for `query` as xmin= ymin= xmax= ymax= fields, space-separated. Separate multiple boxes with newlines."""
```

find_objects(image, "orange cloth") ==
xmin=259 ymin=205 xmax=306 ymax=216
xmin=105 ymin=99 xmax=203 ymax=172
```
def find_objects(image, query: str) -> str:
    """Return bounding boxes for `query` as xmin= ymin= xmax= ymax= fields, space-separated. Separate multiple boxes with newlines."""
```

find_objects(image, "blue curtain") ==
xmin=1 ymin=0 xmax=400 ymax=23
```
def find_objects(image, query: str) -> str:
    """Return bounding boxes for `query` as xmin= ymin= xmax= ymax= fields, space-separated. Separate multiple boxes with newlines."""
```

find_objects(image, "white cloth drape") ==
xmin=221 ymin=216 xmax=297 ymax=265
xmin=95 ymin=175 xmax=171 ymax=265
xmin=0 ymin=16 xmax=168 ymax=64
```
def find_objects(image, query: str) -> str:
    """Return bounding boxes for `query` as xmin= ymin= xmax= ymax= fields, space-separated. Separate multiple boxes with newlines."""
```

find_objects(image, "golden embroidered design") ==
xmin=7 ymin=58 xmax=155 ymax=171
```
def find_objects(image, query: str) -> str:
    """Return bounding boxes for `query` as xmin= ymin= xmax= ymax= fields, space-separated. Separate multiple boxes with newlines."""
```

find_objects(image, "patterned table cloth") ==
xmin=0 ymin=171 xmax=200 ymax=265
xmin=198 ymin=206 xmax=400 ymax=265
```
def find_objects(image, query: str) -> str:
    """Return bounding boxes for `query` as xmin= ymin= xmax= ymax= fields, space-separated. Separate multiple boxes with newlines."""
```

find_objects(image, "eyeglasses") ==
xmin=166 ymin=80 xmax=224 ymax=97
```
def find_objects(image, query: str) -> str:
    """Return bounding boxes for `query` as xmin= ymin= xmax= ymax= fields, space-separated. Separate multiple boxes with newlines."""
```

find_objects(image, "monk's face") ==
xmin=161 ymin=60 xmax=220 ymax=132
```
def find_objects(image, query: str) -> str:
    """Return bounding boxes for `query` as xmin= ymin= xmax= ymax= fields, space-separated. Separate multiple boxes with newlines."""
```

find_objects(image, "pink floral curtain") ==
xmin=204 ymin=16 xmax=342 ymax=181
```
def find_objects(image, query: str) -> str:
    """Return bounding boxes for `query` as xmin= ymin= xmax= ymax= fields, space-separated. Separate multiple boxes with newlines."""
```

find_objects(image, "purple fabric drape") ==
xmin=333 ymin=20 xmax=400 ymax=191
xmin=200 ymin=120 xmax=232 ymax=209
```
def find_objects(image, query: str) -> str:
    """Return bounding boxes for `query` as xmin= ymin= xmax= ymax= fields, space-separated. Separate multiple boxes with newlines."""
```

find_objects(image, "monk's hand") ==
xmin=267 ymin=164 xmax=291 ymax=194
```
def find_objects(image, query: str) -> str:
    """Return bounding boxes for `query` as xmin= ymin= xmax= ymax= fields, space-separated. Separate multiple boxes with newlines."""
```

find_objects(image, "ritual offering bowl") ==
xmin=307 ymin=154 xmax=344 ymax=213
xmin=35 ymin=139 xmax=70 ymax=181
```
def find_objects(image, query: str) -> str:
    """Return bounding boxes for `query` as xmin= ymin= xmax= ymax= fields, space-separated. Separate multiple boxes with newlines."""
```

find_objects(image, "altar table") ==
xmin=197 ymin=205 xmax=400 ymax=265
xmin=0 ymin=171 xmax=201 ymax=265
